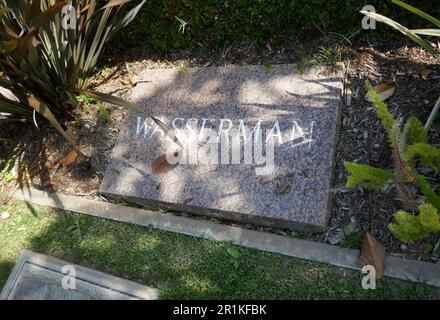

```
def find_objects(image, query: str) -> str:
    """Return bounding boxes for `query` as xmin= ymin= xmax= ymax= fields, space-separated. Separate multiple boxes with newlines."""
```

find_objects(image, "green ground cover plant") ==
xmin=110 ymin=0 xmax=439 ymax=52
xmin=346 ymin=1 xmax=440 ymax=243
xmin=345 ymin=84 xmax=440 ymax=242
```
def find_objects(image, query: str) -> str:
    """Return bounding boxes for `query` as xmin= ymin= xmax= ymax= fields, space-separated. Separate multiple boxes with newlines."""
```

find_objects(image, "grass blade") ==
xmin=410 ymin=29 xmax=440 ymax=37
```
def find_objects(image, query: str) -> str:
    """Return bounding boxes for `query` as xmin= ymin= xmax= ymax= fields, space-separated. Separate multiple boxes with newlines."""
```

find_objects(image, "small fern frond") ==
xmin=389 ymin=203 xmax=440 ymax=242
xmin=419 ymin=203 xmax=440 ymax=233
xmin=344 ymin=161 xmax=395 ymax=190
xmin=366 ymin=81 xmax=397 ymax=142
xmin=389 ymin=210 xmax=429 ymax=242
xmin=405 ymin=116 xmax=428 ymax=144
xmin=405 ymin=143 xmax=440 ymax=172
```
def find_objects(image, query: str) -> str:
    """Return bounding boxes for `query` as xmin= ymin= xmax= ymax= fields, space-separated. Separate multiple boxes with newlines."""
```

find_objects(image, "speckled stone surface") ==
xmin=100 ymin=64 xmax=343 ymax=231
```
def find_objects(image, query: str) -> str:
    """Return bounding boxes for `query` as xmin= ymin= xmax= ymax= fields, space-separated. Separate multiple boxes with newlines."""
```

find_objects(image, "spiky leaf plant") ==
xmin=0 ymin=0 xmax=165 ymax=147
xmin=345 ymin=82 xmax=440 ymax=242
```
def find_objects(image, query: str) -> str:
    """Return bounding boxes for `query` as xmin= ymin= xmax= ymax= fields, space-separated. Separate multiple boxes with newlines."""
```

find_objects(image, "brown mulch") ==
xmin=329 ymin=44 xmax=440 ymax=261
xmin=1 ymin=39 xmax=439 ymax=262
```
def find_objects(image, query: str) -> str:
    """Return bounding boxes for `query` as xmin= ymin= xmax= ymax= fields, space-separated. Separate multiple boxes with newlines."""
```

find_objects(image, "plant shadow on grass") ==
xmin=0 ymin=261 xmax=15 ymax=292
xmin=0 ymin=202 xmax=432 ymax=300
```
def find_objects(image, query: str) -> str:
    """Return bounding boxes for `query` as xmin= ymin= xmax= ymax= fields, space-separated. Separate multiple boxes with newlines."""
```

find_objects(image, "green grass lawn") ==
xmin=0 ymin=200 xmax=438 ymax=299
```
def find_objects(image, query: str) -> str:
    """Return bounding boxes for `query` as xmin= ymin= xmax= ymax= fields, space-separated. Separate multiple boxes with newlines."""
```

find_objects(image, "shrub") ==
xmin=389 ymin=203 xmax=440 ymax=242
xmin=344 ymin=83 xmax=440 ymax=242
xmin=355 ymin=2 xmax=440 ymax=242
xmin=0 ymin=0 xmax=157 ymax=146
xmin=110 ymin=0 xmax=440 ymax=52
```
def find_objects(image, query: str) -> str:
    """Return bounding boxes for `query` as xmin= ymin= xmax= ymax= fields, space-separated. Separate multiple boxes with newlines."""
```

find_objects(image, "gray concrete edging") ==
xmin=13 ymin=188 xmax=440 ymax=288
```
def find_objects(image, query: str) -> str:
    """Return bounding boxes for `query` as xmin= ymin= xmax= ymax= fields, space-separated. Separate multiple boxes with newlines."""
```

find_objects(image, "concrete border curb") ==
xmin=13 ymin=188 xmax=440 ymax=288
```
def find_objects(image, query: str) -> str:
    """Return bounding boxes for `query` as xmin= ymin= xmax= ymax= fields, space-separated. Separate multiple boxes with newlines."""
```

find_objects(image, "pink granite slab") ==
xmin=100 ymin=64 xmax=343 ymax=231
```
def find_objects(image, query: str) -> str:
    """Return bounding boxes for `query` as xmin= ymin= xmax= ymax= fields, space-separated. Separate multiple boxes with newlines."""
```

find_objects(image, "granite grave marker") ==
xmin=100 ymin=64 xmax=343 ymax=231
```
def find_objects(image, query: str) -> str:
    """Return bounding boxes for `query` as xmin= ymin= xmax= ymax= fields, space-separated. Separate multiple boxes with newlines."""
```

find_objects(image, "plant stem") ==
xmin=425 ymin=95 xmax=440 ymax=129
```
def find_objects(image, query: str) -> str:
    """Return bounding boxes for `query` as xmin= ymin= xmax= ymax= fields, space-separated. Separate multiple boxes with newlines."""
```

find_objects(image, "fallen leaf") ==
xmin=152 ymin=151 xmax=179 ymax=173
xmin=275 ymin=178 xmax=292 ymax=195
xmin=120 ymin=76 xmax=131 ymax=85
xmin=44 ymin=160 xmax=56 ymax=170
xmin=420 ymin=69 xmax=432 ymax=80
xmin=275 ymin=179 xmax=291 ymax=195
xmin=359 ymin=232 xmax=386 ymax=279
xmin=59 ymin=148 xmax=79 ymax=167
xmin=259 ymin=175 xmax=274 ymax=185
xmin=120 ymin=75 xmax=140 ymax=86
xmin=365 ymin=83 xmax=395 ymax=102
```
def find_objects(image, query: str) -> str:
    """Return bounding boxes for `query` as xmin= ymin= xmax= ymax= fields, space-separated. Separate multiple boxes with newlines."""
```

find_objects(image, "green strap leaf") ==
xmin=29 ymin=1 xmax=67 ymax=30
xmin=411 ymin=29 xmax=440 ymax=37
xmin=101 ymin=0 xmax=133 ymax=9
xmin=79 ymin=89 xmax=183 ymax=148
xmin=360 ymin=11 xmax=440 ymax=63
xmin=26 ymin=94 xmax=77 ymax=147
xmin=392 ymin=0 xmax=440 ymax=28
